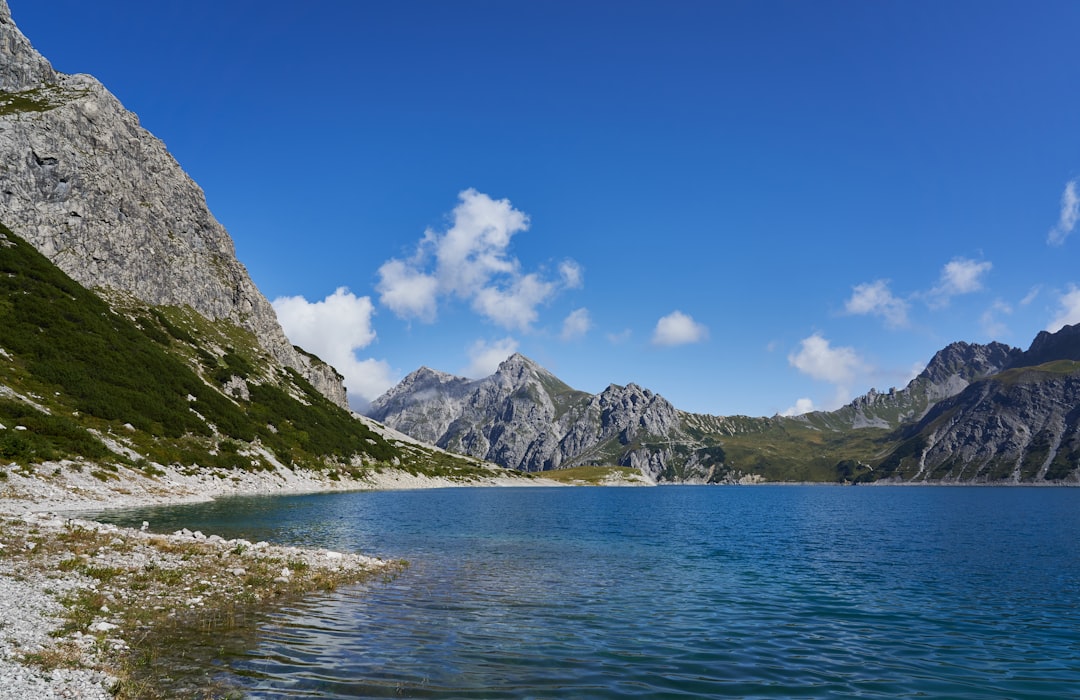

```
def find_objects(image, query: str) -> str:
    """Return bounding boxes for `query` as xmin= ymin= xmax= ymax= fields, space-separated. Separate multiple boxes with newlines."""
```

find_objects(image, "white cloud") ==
xmin=980 ymin=299 xmax=1012 ymax=339
xmin=1047 ymin=285 xmax=1080 ymax=332
xmin=559 ymin=260 xmax=584 ymax=289
xmin=560 ymin=308 xmax=592 ymax=341
xmin=463 ymin=337 xmax=519 ymax=377
xmin=1048 ymin=179 xmax=1079 ymax=246
xmin=272 ymin=287 xmax=395 ymax=409
xmin=844 ymin=280 xmax=909 ymax=328
xmin=780 ymin=397 xmax=816 ymax=417
xmin=606 ymin=329 xmax=632 ymax=344
xmin=1020 ymin=286 xmax=1041 ymax=306
xmin=652 ymin=311 xmax=708 ymax=347
xmin=471 ymin=273 xmax=555 ymax=331
xmin=940 ymin=258 xmax=992 ymax=294
xmin=374 ymin=259 xmax=438 ymax=322
xmin=376 ymin=189 xmax=581 ymax=331
xmin=928 ymin=257 xmax=992 ymax=307
xmin=788 ymin=333 xmax=864 ymax=385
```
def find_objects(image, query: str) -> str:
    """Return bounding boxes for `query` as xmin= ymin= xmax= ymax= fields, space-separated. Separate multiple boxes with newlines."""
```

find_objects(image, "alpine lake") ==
xmin=87 ymin=485 xmax=1080 ymax=699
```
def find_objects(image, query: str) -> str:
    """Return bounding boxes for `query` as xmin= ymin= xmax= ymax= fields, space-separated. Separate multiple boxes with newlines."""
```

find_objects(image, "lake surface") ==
xmin=92 ymin=486 xmax=1080 ymax=698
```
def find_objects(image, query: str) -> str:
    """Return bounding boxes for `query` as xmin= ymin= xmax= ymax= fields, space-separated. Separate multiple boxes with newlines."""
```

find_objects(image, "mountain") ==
xmin=875 ymin=328 xmax=1080 ymax=483
xmin=790 ymin=340 xmax=1022 ymax=431
xmin=370 ymin=331 xmax=1080 ymax=484
xmin=0 ymin=204 xmax=508 ymax=483
xmin=0 ymin=3 xmax=509 ymax=487
xmin=369 ymin=354 xmax=729 ymax=482
xmin=0 ymin=0 xmax=344 ymax=407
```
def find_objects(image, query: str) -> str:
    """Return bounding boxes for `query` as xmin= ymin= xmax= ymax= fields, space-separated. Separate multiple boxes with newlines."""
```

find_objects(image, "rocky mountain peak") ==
xmin=494 ymin=352 xmax=543 ymax=379
xmin=0 ymin=3 xmax=348 ymax=408
xmin=918 ymin=341 xmax=1021 ymax=385
xmin=1013 ymin=323 xmax=1080 ymax=368
xmin=0 ymin=0 xmax=57 ymax=91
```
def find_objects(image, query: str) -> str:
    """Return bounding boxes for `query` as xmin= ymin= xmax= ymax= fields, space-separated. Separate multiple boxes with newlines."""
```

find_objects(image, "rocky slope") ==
xmin=371 ymin=330 xmax=1080 ymax=484
xmin=796 ymin=340 xmax=1022 ymax=431
xmin=876 ymin=328 xmax=1080 ymax=483
xmin=0 ymin=0 xmax=346 ymax=407
xmin=369 ymin=354 xmax=730 ymax=482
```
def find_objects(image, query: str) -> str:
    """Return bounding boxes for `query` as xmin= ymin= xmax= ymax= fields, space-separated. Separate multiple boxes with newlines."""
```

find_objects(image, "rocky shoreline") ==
xmin=0 ymin=462 xmax=548 ymax=699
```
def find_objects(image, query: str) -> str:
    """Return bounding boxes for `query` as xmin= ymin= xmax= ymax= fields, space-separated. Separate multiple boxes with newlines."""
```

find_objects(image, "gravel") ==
xmin=1 ymin=547 xmax=115 ymax=699
xmin=0 ymin=461 xmax=544 ymax=698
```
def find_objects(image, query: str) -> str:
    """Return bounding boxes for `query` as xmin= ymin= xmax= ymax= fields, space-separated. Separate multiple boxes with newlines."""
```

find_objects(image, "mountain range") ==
xmin=369 ymin=329 xmax=1080 ymax=484
xmin=2 ymin=0 xmax=1077 ymax=487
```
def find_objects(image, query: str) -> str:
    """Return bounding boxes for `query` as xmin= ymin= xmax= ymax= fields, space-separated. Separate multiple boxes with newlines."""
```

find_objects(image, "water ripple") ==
xmin=94 ymin=486 xmax=1080 ymax=698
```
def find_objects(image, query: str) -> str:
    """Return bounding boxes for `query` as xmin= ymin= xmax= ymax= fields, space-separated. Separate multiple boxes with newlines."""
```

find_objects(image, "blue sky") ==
xmin=11 ymin=1 xmax=1080 ymax=416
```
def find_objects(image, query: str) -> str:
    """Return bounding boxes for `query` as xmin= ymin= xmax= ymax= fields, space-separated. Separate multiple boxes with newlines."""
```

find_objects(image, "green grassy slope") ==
xmin=0 ymin=223 xmax=493 ymax=481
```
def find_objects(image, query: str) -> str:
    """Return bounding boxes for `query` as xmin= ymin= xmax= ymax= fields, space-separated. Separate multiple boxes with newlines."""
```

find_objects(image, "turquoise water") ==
xmin=94 ymin=486 xmax=1080 ymax=698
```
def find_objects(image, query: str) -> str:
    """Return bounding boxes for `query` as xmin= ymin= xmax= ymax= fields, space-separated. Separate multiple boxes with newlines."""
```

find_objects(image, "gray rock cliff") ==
xmin=0 ymin=1 xmax=347 ymax=408
xmin=369 ymin=353 xmax=726 ymax=482
xmin=878 ymin=324 xmax=1080 ymax=483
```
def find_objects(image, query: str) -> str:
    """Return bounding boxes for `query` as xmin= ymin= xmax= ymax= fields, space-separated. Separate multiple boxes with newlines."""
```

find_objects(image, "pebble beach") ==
xmin=0 ymin=460 xmax=541 ymax=699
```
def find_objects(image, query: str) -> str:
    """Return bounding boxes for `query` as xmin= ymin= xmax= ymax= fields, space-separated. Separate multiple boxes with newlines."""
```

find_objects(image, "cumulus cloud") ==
xmin=272 ymin=287 xmax=395 ymax=409
xmin=463 ymin=337 xmax=519 ymax=377
xmin=1047 ymin=285 xmax=1080 ymax=332
xmin=927 ymin=257 xmax=992 ymax=307
xmin=471 ymin=273 xmax=555 ymax=331
xmin=844 ymin=280 xmax=909 ymax=328
xmin=376 ymin=189 xmax=581 ymax=331
xmin=560 ymin=308 xmax=592 ymax=341
xmin=780 ymin=397 xmax=816 ymax=417
xmin=374 ymin=259 xmax=438 ymax=322
xmin=652 ymin=311 xmax=708 ymax=347
xmin=1048 ymin=179 xmax=1079 ymax=246
xmin=788 ymin=333 xmax=864 ymax=385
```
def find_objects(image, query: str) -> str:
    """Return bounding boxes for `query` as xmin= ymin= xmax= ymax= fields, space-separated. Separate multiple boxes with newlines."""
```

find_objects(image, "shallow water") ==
xmin=94 ymin=486 xmax=1080 ymax=698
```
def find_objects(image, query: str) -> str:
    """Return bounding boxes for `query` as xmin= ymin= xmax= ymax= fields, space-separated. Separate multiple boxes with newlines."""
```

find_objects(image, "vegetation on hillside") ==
xmin=0 ymin=84 xmax=86 ymax=116
xmin=0 ymin=223 xmax=493 ymax=480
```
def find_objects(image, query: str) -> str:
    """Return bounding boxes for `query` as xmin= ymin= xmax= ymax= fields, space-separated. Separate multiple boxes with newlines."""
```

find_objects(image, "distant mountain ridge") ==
xmin=369 ymin=354 xmax=718 ymax=482
xmin=370 ymin=329 xmax=1080 ymax=484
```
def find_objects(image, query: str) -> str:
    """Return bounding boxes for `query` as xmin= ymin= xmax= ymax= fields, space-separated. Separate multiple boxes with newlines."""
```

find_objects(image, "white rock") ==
xmin=88 ymin=621 xmax=118 ymax=633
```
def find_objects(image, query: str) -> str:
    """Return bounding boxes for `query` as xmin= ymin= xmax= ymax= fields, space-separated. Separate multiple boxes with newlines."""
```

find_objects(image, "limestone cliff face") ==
xmin=879 ymin=324 xmax=1080 ymax=483
xmin=0 ymin=1 xmax=347 ymax=407
xmin=368 ymin=354 xmax=728 ymax=482
xmin=0 ymin=0 xmax=55 ymax=91
xmin=900 ymin=373 xmax=1080 ymax=482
